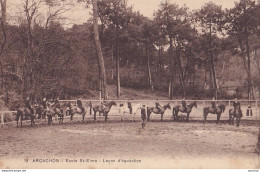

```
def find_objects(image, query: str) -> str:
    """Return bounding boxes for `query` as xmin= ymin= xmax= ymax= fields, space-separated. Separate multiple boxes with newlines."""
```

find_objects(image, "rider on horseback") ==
xmin=101 ymin=98 xmax=106 ymax=110
xmin=155 ymin=99 xmax=161 ymax=113
xmin=77 ymin=98 xmax=85 ymax=113
xmin=25 ymin=97 xmax=34 ymax=114
xmin=233 ymin=98 xmax=242 ymax=116
xmin=181 ymin=97 xmax=187 ymax=112
xmin=211 ymin=97 xmax=217 ymax=113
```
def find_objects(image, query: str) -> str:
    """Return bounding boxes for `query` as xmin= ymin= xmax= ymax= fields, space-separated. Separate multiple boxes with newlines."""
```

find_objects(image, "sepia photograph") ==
xmin=0 ymin=0 xmax=259 ymax=169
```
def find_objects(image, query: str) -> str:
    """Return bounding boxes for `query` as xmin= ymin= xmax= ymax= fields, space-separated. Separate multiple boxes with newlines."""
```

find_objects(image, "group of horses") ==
xmin=15 ymin=100 xmax=243 ymax=128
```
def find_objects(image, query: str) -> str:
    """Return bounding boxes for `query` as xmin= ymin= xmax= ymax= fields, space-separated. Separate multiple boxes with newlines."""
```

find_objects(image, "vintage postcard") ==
xmin=0 ymin=0 xmax=259 ymax=169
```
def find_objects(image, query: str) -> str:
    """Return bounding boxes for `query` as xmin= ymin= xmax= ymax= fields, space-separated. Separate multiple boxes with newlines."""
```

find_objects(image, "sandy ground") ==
xmin=0 ymin=114 xmax=259 ymax=169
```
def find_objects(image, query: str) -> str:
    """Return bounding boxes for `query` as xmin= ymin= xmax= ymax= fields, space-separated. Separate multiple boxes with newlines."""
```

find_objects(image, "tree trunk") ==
xmin=0 ymin=0 xmax=9 ymax=104
xmin=146 ymin=42 xmax=154 ymax=91
xmin=116 ymin=24 xmax=120 ymax=98
xmin=175 ymin=45 xmax=186 ymax=97
xmin=93 ymin=0 xmax=107 ymax=99
xmin=111 ymin=44 xmax=114 ymax=80
xmin=245 ymin=27 xmax=252 ymax=103
xmin=157 ymin=46 xmax=161 ymax=80
xmin=209 ymin=24 xmax=218 ymax=99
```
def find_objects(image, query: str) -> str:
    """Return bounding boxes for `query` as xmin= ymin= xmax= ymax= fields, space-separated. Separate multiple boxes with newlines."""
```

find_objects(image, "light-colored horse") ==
xmin=119 ymin=102 xmax=142 ymax=122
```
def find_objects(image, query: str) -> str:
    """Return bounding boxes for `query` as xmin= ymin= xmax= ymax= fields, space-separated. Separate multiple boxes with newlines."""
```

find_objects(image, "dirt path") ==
xmin=0 ymin=120 xmax=259 ymax=169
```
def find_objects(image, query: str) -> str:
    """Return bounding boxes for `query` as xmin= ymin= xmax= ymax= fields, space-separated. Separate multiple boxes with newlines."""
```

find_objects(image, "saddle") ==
xmin=234 ymin=108 xmax=241 ymax=116
xmin=181 ymin=105 xmax=187 ymax=112
xmin=209 ymin=107 xmax=216 ymax=113
xmin=156 ymin=107 xmax=162 ymax=113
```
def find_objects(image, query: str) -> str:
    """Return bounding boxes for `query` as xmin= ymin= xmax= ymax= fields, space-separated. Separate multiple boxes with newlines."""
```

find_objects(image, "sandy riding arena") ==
xmin=0 ymin=118 xmax=259 ymax=169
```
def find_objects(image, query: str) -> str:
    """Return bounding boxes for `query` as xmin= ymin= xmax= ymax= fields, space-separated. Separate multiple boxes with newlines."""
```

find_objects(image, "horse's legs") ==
xmin=105 ymin=112 xmax=108 ymax=122
xmin=121 ymin=112 xmax=123 ymax=122
xmin=216 ymin=113 xmax=221 ymax=124
xmin=147 ymin=112 xmax=150 ymax=122
xmin=203 ymin=111 xmax=208 ymax=123
xmin=70 ymin=113 xmax=73 ymax=123
xmin=172 ymin=110 xmax=175 ymax=121
xmin=186 ymin=112 xmax=190 ymax=122
xmin=231 ymin=116 xmax=235 ymax=125
xmin=94 ymin=111 xmax=96 ymax=121
xmin=21 ymin=114 xmax=23 ymax=128
xmin=175 ymin=111 xmax=179 ymax=121
xmin=229 ymin=113 xmax=232 ymax=125
xmin=31 ymin=115 xmax=33 ymax=127
xmin=82 ymin=113 xmax=85 ymax=122
xmin=160 ymin=113 xmax=163 ymax=122
xmin=236 ymin=116 xmax=241 ymax=127
xmin=133 ymin=112 xmax=136 ymax=122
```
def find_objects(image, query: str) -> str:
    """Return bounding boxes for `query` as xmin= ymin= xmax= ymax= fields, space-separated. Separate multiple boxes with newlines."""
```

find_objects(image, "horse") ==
xmin=203 ymin=103 xmax=226 ymax=124
xmin=147 ymin=103 xmax=171 ymax=122
xmin=119 ymin=102 xmax=142 ymax=122
xmin=16 ymin=107 xmax=36 ymax=128
xmin=91 ymin=101 xmax=117 ymax=122
xmin=229 ymin=106 xmax=243 ymax=127
xmin=172 ymin=101 xmax=197 ymax=122
xmin=69 ymin=102 xmax=91 ymax=123
xmin=46 ymin=103 xmax=65 ymax=125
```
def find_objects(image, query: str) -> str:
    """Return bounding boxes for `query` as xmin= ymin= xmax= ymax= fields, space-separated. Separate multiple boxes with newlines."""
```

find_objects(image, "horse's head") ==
xmin=193 ymin=101 xmax=197 ymax=108
xmin=165 ymin=103 xmax=171 ymax=109
xmin=110 ymin=101 xmax=117 ymax=107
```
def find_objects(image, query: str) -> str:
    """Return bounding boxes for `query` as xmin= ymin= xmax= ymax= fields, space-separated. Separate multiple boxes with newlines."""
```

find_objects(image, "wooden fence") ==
xmin=1 ymin=99 xmax=259 ymax=127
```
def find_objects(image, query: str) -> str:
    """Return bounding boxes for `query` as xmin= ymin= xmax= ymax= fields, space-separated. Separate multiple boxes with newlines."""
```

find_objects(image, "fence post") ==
xmin=1 ymin=112 xmax=4 ymax=127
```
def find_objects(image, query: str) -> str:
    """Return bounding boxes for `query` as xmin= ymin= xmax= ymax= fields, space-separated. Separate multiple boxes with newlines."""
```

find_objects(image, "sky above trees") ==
xmin=6 ymin=0 xmax=239 ymax=28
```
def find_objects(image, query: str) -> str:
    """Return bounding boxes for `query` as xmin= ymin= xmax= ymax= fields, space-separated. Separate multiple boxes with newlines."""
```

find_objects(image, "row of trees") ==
xmin=0 ymin=0 xmax=259 ymax=107
xmin=94 ymin=0 xmax=259 ymax=100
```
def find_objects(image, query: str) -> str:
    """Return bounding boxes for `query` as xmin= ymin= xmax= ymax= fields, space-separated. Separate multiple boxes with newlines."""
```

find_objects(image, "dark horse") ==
xmin=16 ymin=107 xmax=36 ymax=128
xmin=203 ymin=104 xmax=226 ymax=124
xmin=147 ymin=103 xmax=171 ymax=122
xmin=172 ymin=101 xmax=197 ymax=122
xmin=91 ymin=101 xmax=117 ymax=122
xmin=229 ymin=106 xmax=243 ymax=127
